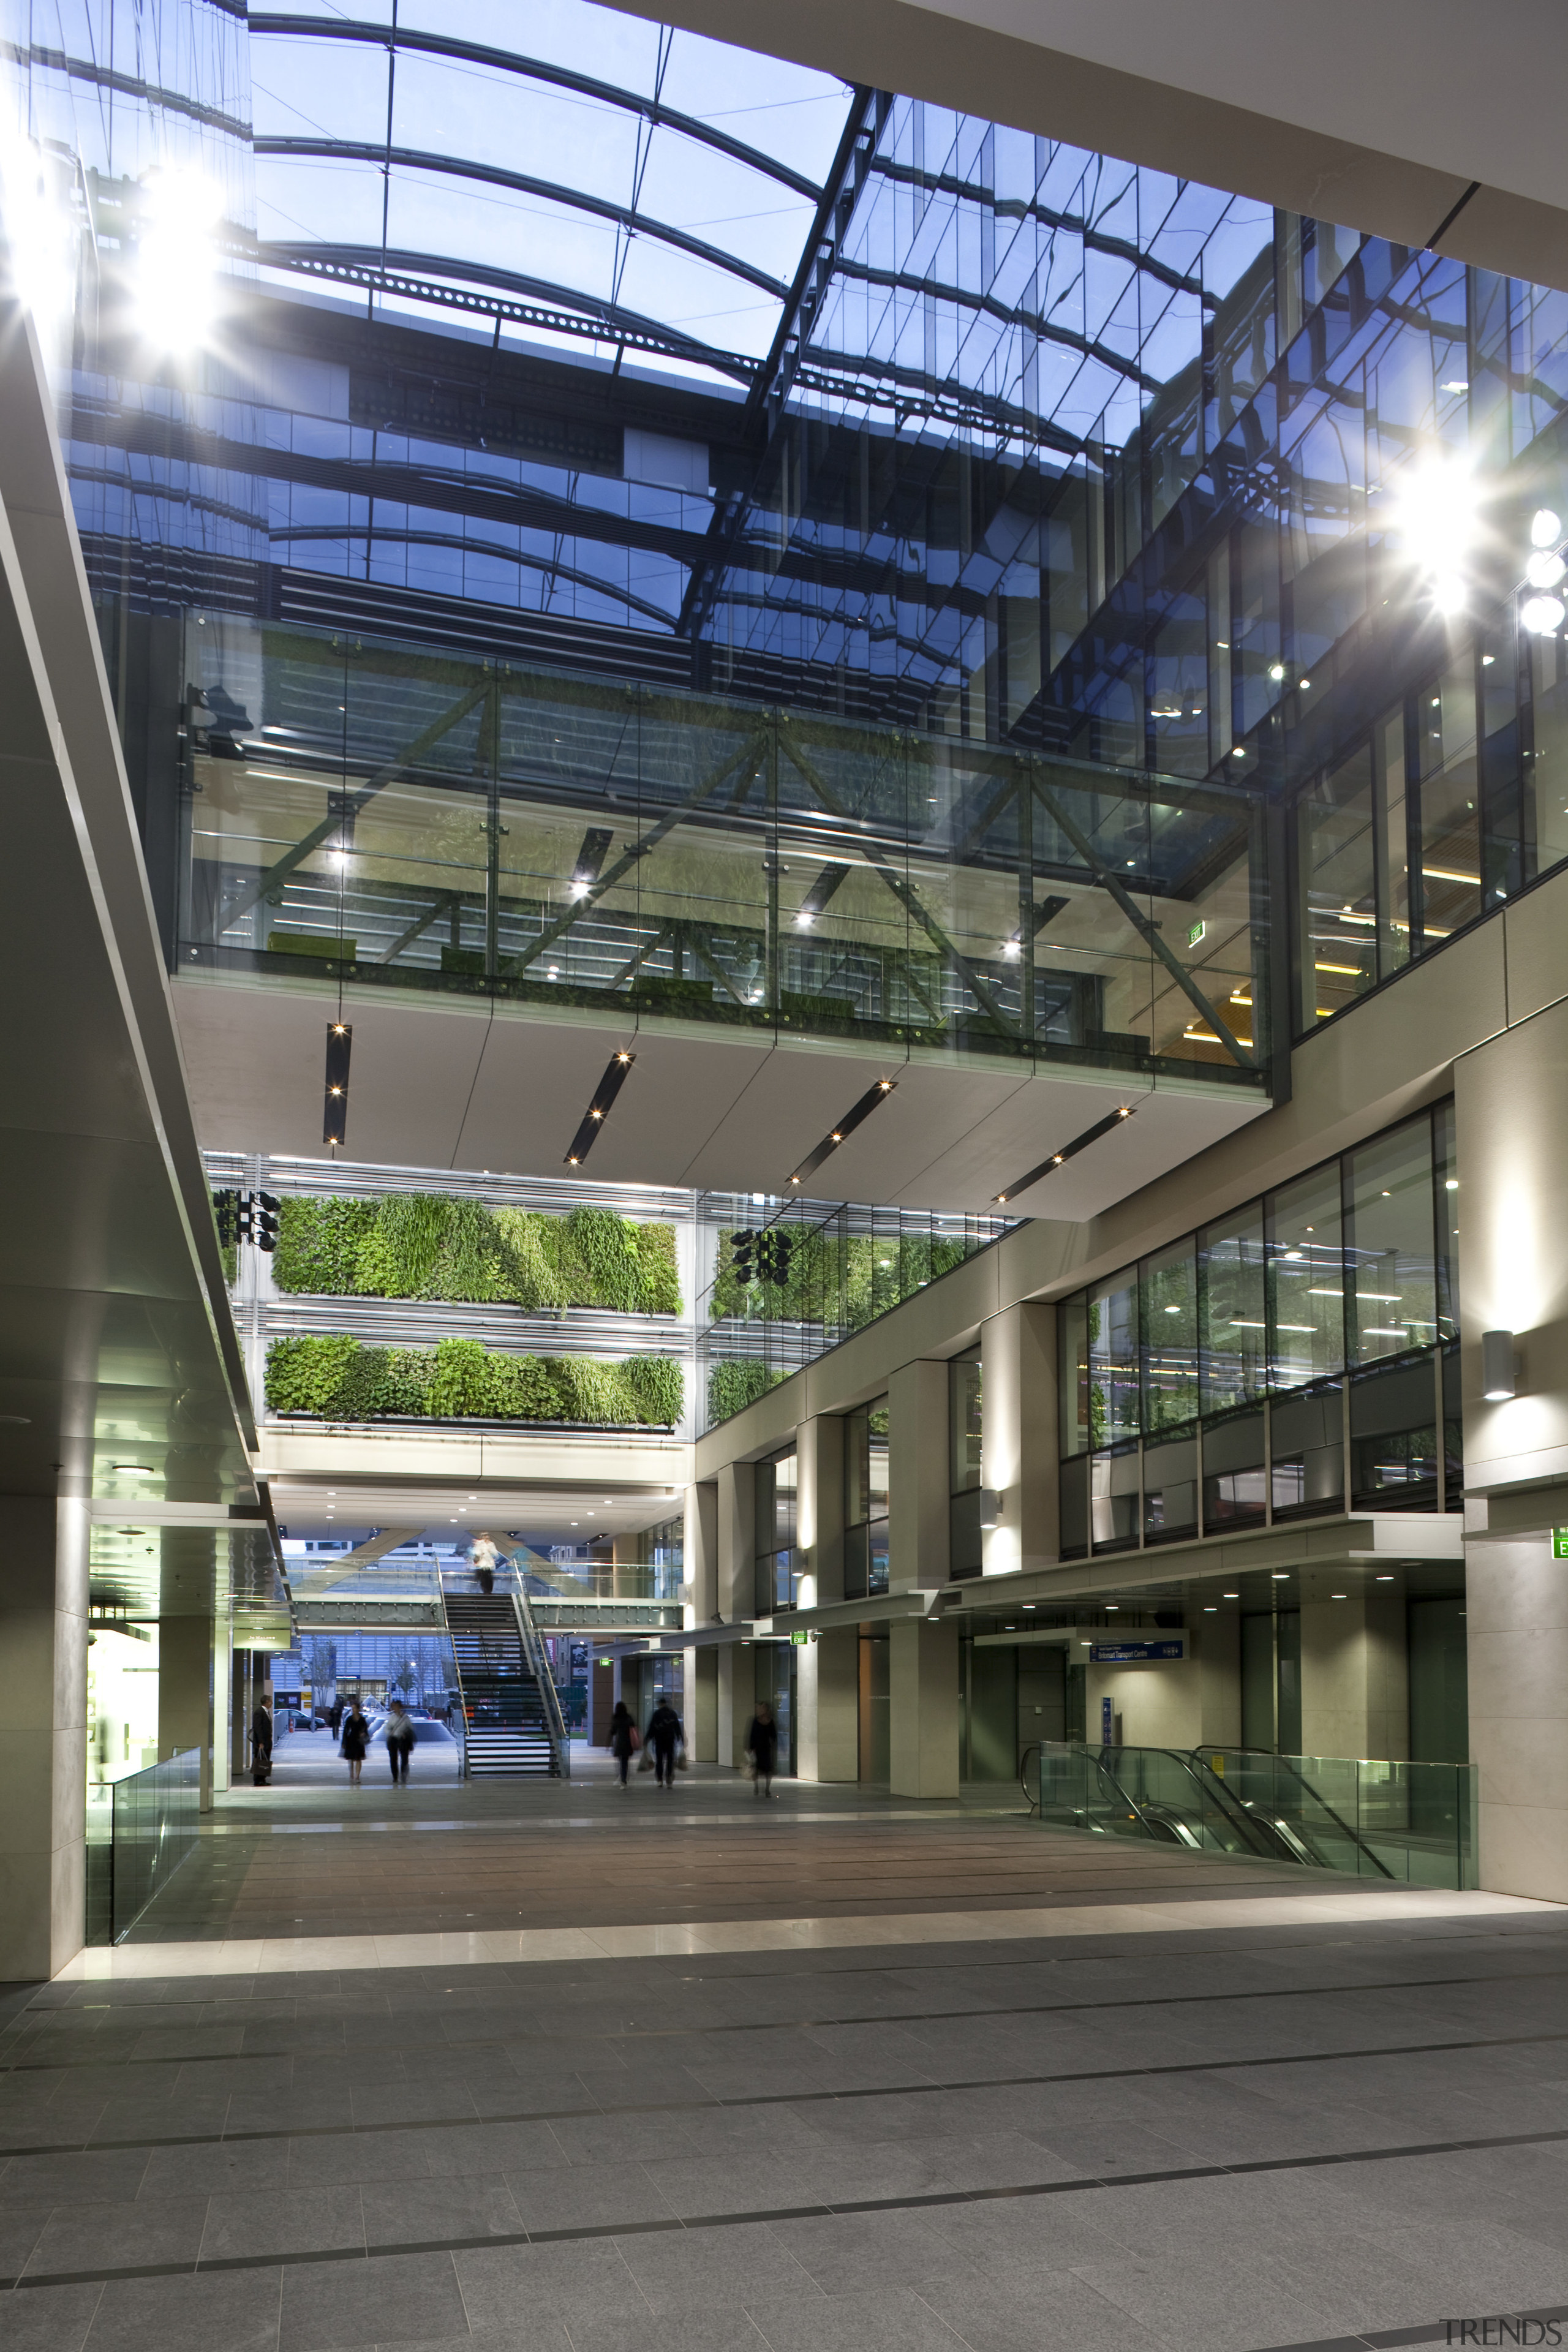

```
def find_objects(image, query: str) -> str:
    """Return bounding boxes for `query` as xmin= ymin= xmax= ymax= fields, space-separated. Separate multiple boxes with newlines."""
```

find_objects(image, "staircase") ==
xmin=443 ymin=1589 xmax=568 ymax=1777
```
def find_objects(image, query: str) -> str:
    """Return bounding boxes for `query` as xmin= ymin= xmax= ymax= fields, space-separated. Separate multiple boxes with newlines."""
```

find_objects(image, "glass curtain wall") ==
xmin=1058 ymin=1101 xmax=1460 ymax=1557
xmin=753 ymin=1448 xmax=799 ymax=1615
xmin=949 ymin=1353 xmax=984 ymax=1578
xmin=844 ymin=1399 xmax=890 ymax=1600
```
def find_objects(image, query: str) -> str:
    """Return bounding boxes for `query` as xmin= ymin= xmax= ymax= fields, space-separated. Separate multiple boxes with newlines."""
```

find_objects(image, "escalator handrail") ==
xmin=1204 ymin=1746 xmax=1395 ymax=1880
xmin=1018 ymin=1740 xmax=1041 ymax=1811
xmin=1117 ymin=1744 xmax=1283 ymax=1860
xmin=1087 ymin=1745 xmax=1168 ymax=1841
xmin=510 ymin=1580 xmax=572 ymax=1777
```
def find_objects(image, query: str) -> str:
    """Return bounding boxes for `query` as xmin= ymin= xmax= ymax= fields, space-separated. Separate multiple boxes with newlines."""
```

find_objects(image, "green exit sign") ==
xmin=1554 ymin=1530 xmax=1568 ymax=1559
xmin=1188 ymin=919 xmax=1207 ymax=948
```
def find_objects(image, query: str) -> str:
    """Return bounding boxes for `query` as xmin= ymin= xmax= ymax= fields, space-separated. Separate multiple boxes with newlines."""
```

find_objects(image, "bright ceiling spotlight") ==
xmin=1531 ymin=508 xmax=1562 ymax=548
xmin=1430 ymin=572 xmax=1466 ymax=616
xmin=134 ymin=164 xmax=224 ymax=352
xmin=1522 ymin=594 xmax=1566 ymax=636
xmin=1526 ymin=550 xmax=1567 ymax=589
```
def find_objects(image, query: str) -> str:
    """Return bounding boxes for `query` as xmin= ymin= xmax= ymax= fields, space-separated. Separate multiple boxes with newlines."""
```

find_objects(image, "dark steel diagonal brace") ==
xmin=217 ymin=677 xmax=494 ymax=929
xmin=1029 ymin=774 xmax=1258 ymax=1071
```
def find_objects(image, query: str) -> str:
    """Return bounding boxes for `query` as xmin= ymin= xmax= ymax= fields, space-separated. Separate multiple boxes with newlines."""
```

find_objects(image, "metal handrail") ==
xmin=511 ymin=1579 xmax=571 ymax=1778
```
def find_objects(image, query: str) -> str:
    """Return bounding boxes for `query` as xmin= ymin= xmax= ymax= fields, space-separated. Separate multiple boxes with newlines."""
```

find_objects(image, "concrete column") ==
xmin=685 ymin=1481 xmax=718 ymax=1626
xmin=1087 ymin=1657 xmax=1202 ymax=1748
xmin=690 ymin=1649 xmax=718 ymax=1763
xmin=1197 ymin=1612 xmax=1242 ymax=1747
xmin=796 ymin=1415 xmax=845 ymax=1607
xmin=716 ymin=1461 xmax=755 ymax=1622
xmin=889 ymin=1615 xmax=960 ymax=1796
xmin=815 ymin=1627 xmax=859 ymax=1781
xmin=981 ymin=1300 xmax=1057 ymax=1576
xmin=1300 ymin=1580 xmax=1408 ymax=1762
xmin=0 ymin=1496 xmax=88 ymax=1978
xmin=716 ymin=1645 xmax=738 ymax=1770
xmin=1467 ymin=1521 xmax=1568 ymax=1899
xmin=888 ymin=1360 xmax=949 ymax=1590
xmin=211 ymin=1614 xmax=231 ymax=1795
xmin=158 ymin=1616 xmax=214 ymax=1812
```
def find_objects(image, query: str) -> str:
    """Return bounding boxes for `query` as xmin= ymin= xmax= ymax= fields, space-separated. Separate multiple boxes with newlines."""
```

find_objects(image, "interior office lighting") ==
xmin=786 ymin=1079 xmax=895 ymax=1188
xmin=993 ymin=1105 xmax=1134 ymax=1204
xmin=134 ymin=165 xmax=223 ymax=351
xmin=1482 ymin=1329 xmax=1517 ymax=1400
xmin=323 ymin=1023 xmax=352 ymax=1146
xmin=565 ymin=1051 xmax=635 ymax=1166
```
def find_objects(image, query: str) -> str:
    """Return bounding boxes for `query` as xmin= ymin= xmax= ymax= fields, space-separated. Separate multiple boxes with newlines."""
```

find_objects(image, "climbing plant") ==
xmin=707 ymin=1359 xmax=791 ymax=1425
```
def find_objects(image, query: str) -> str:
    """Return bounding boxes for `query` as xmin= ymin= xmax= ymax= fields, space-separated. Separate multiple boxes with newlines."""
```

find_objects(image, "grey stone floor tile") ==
xmin=350 ymin=2086 xmax=477 ymax=2130
xmin=0 ymin=2209 xmax=59 ymax=2277
xmin=201 ymin=2184 xmax=365 ymax=2263
xmin=362 ymin=2175 xmax=521 ymax=2249
xmin=505 ymin=2158 xmax=673 ymax=2235
xmin=923 ymin=2193 xmax=1125 ymax=2274
xmin=564 ymin=2309 xmax=764 ymax=2352
xmin=424 ymin=2122 xmax=565 ymax=2179
xmin=282 ymin=2253 xmax=462 ymax=2352
xmin=86 ymin=2266 xmax=282 ymax=2352
xmin=614 ymin=2220 xmax=822 ymax=2315
xmin=24 ymin=2196 xmax=209 ymax=2280
xmin=1075 ymin=2248 xmax=1411 ymax=2352
xmin=0 ymin=2283 xmax=104 ymax=2352
xmin=287 ymin=2129 xmax=432 ymax=2187
xmin=138 ymin=2141 xmax=288 ymax=2200
xmin=0 ymin=2157 xmax=149 ymax=2209
xmin=453 ymin=2237 xmax=645 ymax=2328
xmin=766 ymin=2207 xmax=981 ymax=2294
xmin=914 ymin=2271 xmax=1179 ymax=2352
xmin=748 ymin=2283 xmax=967 ymax=2351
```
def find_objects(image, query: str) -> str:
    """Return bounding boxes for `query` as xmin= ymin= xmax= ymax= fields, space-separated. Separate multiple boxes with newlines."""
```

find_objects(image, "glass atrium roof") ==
xmin=248 ymin=0 xmax=858 ymax=383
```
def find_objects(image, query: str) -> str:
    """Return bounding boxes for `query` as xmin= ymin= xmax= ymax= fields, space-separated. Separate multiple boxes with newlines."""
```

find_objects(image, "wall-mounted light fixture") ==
xmin=323 ymin=1023 xmax=352 ymax=1145
xmin=979 ymin=1489 xmax=1001 ymax=1529
xmin=565 ymin=1050 xmax=635 ymax=1166
xmin=1482 ymin=1329 xmax=1517 ymax=1401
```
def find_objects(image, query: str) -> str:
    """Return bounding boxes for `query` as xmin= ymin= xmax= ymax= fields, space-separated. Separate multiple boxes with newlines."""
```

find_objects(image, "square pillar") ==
xmin=211 ymin=1614 xmax=232 ymax=1795
xmin=889 ymin=1615 xmax=959 ymax=1797
xmin=0 ymin=1496 xmax=89 ymax=1979
xmin=716 ymin=1460 xmax=755 ymax=1623
xmin=689 ymin=1648 xmax=718 ymax=1763
xmin=796 ymin=1415 xmax=845 ymax=1608
xmin=888 ymin=1361 xmax=949 ymax=1591
xmin=981 ymin=1301 xmax=1057 ymax=1577
xmin=685 ymin=1481 xmax=718 ymax=1626
xmin=715 ymin=1645 xmax=739 ymax=1769
xmin=158 ymin=1615 xmax=214 ymax=1811
xmin=1468 ymin=1525 xmax=1568 ymax=1900
xmin=807 ymin=1627 xmax=858 ymax=1782
xmin=1300 ymin=1577 xmax=1408 ymax=1762
xmin=1197 ymin=1612 xmax=1242 ymax=1747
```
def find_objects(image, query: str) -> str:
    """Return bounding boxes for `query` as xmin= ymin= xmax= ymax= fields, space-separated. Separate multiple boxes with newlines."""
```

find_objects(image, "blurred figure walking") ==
xmin=470 ymin=1531 xmax=502 ymax=1596
xmin=646 ymin=1697 xmax=683 ymax=1789
xmin=607 ymin=1699 xmax=637 ymax=1788
xmin=385 ymin=1698 xmax=416 ymax=1785
xmin=746 ymin=1702 xmax=777 ymax=1800
xmin=249 ymin=1696 xmax=273 ymax=1787
xmin=340 ymin=1695 xmax=369 ymax=1787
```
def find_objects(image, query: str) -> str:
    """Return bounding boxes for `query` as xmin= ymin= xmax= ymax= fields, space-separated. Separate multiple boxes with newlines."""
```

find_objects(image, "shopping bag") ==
xmin=676 ymin=1750 xmax=690 ymax=1771
xmin=637 ymin=1744 xmax=654 ymax=1771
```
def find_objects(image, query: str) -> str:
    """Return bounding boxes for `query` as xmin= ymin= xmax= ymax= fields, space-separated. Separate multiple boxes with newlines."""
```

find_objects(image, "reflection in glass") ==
xmin=1090 ymin=1446 xmax=1139 ymax=1550
xmin=754 ymin=1448 xmax=798 ymax=1614
xmin=1088 ymin=1276 xmax=1139 ymax=1449
xmin=1059 ymin=1293 xmax=1091 ymax=1458
xmin=1268 ymin=1161 xmax=1344 ymax=1389
xmin=1202 ymin=1408 xmax=1265 ymax=1530
xmin=1200 ymin=1205 xmax=1266 ymax=1414
xmin=1142 ymin=1238 xmax=1197 ymax=1431
xmin=1346 ymin=1115 xmax=1438 ymax=1364
xmin=844 ymin=1401 xmax=889 ymax=1599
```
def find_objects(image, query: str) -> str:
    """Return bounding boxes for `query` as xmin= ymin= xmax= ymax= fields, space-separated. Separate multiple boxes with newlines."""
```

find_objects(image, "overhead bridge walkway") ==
xmin=441 ymin=1577 xmax=570 ymax=1779
xmin=1031 ymin=1740 xmax=1476 ymax=1890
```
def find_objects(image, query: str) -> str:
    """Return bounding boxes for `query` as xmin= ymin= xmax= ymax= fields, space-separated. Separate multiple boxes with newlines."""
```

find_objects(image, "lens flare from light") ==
xmin=135 ymin=165 xmax=223 ymax=352
xmin=1 ymin=138 xmax=79 ymax=367
xmin=1521 ymin=594 xmax=1566 ymax=636
xmin=1531 ymin=508 xmax=1561 ymax=548
xmin=1388 ymin=454 xmax=1479 ymax=618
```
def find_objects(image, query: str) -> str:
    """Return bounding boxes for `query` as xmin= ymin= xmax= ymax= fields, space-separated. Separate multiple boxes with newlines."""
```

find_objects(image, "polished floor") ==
xmin=7 ymin=1753 xmax=1567 ymax=2351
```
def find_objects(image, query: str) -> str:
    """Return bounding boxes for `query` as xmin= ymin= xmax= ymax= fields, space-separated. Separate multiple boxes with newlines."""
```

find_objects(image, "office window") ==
xmin=753 ymin=1447 xmax=798 ymax=1616
xmin=843 ymin=1399 xmax=889 ymax=1601
xmin=1088 ymin=1270 xmax=1139 ymax=1449
xmin=1142 ymin=1237 xmax=1197 ymax=1432
xmin=1297 ymin=741 xmax=1379 ymax=1027
xmin=1268 ymin=1159 xmax=1345 ymax=1391
xmin=1414 ymin=662 xmax=1483 ymax=949
xmin=949 ymin=1352 xmax=983 ymax=1579
xmin=1200 ymin=1205 xmax=1267 ymax=1416
xmin=1059 ymin=1292 xmax=1091 ymax=1458
xmin=1346 ymin=1116 xmax=1438 ymax=1365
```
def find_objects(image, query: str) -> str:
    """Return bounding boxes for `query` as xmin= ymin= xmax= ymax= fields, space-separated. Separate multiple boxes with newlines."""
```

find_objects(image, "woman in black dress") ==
xmin=340 ymin=1697 xmax=369 ymax=1787
xmin=607 ymin=1700 xmax=637 ymax=1788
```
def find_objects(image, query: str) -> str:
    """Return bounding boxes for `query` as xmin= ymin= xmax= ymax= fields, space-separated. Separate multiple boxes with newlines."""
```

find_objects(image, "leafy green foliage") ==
xmin=266 ymin=1336 xmax=682 ymax=1427
xmin=710 ymin=1227 xmax=973 ymax=1332
xmin=707 ymin=1359 xmax=791 ymax=1425
xmin=273 ymin=1193 xmax=680 ymax=1313
xmin=273 ymin=1197 xmax=377 ymax=1295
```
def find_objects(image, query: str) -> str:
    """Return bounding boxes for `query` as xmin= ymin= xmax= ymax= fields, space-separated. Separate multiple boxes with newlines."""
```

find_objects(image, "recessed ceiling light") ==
xmin=1376 ymin=1574 xmax=1394 ymax=1581
xmin=1204 ymin=1606 xmax=1217 ymax=1613
xmin=1222 ymin=1593 xmax=1238 ymax=1599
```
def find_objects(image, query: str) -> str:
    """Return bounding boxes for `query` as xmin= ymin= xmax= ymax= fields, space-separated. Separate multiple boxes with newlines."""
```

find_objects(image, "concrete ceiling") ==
xmin=172 ymin=971 xmax=1268 ymax=1218
xmin=604 ymin=0 xmax=1568 ymax=292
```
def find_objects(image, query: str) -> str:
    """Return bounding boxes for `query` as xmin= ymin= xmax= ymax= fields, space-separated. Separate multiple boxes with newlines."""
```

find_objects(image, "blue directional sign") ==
xmin=1090 ymin=1638 xmax=1186 ymax=1664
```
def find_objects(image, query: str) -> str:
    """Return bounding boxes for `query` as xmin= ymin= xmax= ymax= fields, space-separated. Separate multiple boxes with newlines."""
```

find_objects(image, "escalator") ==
xmin=442 ymin=1581 xmax=570 ymax=1779
xmin=1036 ymin=1739 xmax=1395 ymax=1876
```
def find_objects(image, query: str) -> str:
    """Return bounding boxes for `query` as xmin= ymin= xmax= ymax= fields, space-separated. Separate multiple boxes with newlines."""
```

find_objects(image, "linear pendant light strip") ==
xmin=565 ymin=1051 xmax=635 ymax=1166
xmin=993 ymin=1103 xmax=1136 ymax=1204
xmin=786 ymin=1078 xmax=896 ymax=1189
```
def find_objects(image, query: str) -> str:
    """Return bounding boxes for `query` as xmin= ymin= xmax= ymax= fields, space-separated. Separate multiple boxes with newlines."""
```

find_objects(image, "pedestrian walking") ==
xmin=340 ymin=1695 xmax=369 ymax=1787
xmin=470 ymin=1531 xmax=500 ymax=1596
xmin=746 ymin=1701 xmax=778 ymax=1799
xmin=645 ymin=1697 xmax=684 ymax=1789
xmin=385 ymin=1698 xmax=416 ymax=1785
xmin=607 ymin=1699 xmax=638 ymax=1787
xmin=249 ymin=1697 xmax=273 ymax=1787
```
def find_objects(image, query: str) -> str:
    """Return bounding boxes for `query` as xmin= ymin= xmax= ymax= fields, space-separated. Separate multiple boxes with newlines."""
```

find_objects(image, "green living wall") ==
xmin=266 ymin=1336 xmax=682 ymax=1427
xmin=273 ymin=1194 xmax=680 ymax=1313
xmin=706 ymin=1360 xmax=792 ymax=1425
xmin=709 ymin=1227 xmax=969 ymax=1332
